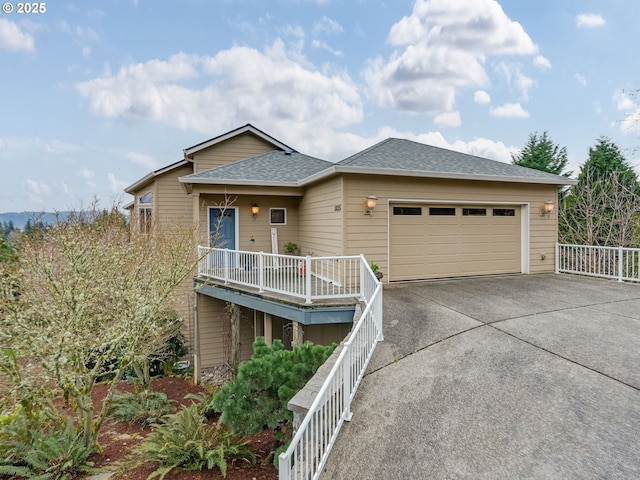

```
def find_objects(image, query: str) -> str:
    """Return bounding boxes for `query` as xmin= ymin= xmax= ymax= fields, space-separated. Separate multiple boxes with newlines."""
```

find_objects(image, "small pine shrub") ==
xmin=141 ymin=403 xmax=255 ymax=479
xmin=213 ymin=337 xmax=336 ymax=435
xmin=211 ymin=337 xmax=336 ymax=464
xmin=107 ymin=390 xmax=176 ymax=426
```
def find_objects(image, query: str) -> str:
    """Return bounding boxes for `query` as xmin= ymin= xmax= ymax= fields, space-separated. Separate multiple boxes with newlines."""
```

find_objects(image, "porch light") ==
xmin=251 ymin=203 xmax=260 ymax=219
xmin=540 ymin=200 xmax=554 ymax=218
xmin=365 ymin=195 xmax=378 ymax=216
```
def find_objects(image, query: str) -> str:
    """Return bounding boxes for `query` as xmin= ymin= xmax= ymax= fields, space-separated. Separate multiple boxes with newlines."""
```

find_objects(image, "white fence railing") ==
xmin=278 ymin=263 xmax=383 ymax=480
xmin=197 ymin=247 xmax=364 ymax=304
xmin=556 ymin=243 xmax=640 ymax=282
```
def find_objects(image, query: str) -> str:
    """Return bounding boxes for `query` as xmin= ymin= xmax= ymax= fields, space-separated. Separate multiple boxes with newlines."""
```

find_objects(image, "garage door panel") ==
xmin=391 ymin=204 xmax=521 ymax=281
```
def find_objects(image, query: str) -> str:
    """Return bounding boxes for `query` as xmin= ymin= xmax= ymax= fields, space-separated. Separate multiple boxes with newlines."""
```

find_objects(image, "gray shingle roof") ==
xmin=337 ymin=138 xmax=573 ymax=184
xmin=180 ymin=151 xmax=333 ymax=184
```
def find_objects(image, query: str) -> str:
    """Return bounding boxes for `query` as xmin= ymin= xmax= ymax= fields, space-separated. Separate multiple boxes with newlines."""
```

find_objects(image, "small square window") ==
xmin=270 ymin=208 xmax=286 ymax=225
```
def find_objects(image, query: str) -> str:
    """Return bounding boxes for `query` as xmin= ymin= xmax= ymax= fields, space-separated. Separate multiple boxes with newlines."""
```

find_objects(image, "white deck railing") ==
xmin=198 ymin=246 xmax=383 ymax=480
xmin=556 ymin=243 xmax=640 ymax=282
xmin=278 ymin=263 xmax=383 ymax=480
xmin=197 ymin=247 xmax=365 ymax=304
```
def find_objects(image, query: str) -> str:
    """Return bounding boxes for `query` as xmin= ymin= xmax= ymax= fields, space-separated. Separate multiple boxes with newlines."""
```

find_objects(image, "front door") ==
xmin=209 ymin=207 xmax=237 ymax=249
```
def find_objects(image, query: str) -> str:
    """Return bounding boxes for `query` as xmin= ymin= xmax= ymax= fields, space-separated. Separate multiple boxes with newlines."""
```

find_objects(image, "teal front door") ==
xmin=209 ymin=208 xmax=236 ymax=249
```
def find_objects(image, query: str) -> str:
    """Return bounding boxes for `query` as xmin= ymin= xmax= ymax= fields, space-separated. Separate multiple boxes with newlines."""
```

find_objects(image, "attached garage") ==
xmin=390 ymin=203 xmax=523 ymax=281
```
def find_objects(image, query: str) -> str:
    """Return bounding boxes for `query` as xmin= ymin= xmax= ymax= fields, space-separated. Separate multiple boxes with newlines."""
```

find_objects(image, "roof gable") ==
xmin=183 ymin=124 xmax=294 ymax=159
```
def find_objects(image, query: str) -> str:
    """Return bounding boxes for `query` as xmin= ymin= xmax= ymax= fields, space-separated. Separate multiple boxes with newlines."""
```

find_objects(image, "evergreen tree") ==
xmin=577 ymin=136 xmax=637 ymax=189
xmin=560 ymin=137 xmax=640 ymax=247
xmin=511 ymin=131 xmax=571 ymax=176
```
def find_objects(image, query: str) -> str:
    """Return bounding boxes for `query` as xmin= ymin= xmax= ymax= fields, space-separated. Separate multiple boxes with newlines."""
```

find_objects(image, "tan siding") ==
xmin=155 ymin=164 xmax=194 ymax=228
xmin=198 ymin=295 xmax=226 ymax=368
xmin=195 ymin=194 xmax=300 ymax=252
xmin=304 ymin=324 xmax=352 ymax=346
xmin=192 ymin=133 xmax=279 ymax=172
xmin=343 ymin=174 xmax=558 ymax=279
xmin=298 ymin=176 xmax=344 ymax=257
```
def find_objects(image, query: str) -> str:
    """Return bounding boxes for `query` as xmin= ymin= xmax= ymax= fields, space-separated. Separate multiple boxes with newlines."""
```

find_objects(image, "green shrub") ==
xmin=141 ymin=403 xmax=255 ymax=479
xmin=211 ymin=337 xmax=336 ymax=462
xmin=107 ymin=390 xmax=176 ymax=426
xmin=0 ymin=409 xmax=98 ymax=479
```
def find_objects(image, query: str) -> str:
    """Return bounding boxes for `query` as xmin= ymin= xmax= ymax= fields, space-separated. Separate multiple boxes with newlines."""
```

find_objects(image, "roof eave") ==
xmin=124 ymin=160 xmax=190 ymax=194
xmin=178 ymin=176 xmax=300 ymax=188
xmin=334 ymin=166 xmax=577 ymax=185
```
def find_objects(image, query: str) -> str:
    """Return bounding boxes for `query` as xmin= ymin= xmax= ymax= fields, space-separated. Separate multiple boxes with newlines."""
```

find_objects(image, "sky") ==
xmin=1 ymin=0 xmax=640 ymax=213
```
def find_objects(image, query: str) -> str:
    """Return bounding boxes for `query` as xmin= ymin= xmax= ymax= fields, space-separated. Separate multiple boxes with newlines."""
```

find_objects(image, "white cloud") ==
xmin=311 ymin=39 xmax=344 ymax=57
xmin=75 ymin=43 xmax=363 ymax=155
xmin=0 ymin=139 xmax=6 ymax=152
xmin=313 ymin=16 xmax=343 ymax=36
xmin=0 ymin=19 xmax=35 ymax=52
xmin=25 ymin=179 xmax=51 ymax=204
xmin=127 ymin=152 xmax=158 ymax=170
xmin=574 ymin=73 xmax=587 ymax=86
xmin=576 ymin=14 xmax=606 ymax=28
xmin=489 ymin=103 xmax=529 ymax=118
xmin=80 ymin=167 xmax=96 ymax=188
xmin=494 ymin=62 xmax=534 ymax=101
xmin=474 ymin=90 xmax=491 ymax=104
xmin=107 ymin=173 xmax=128 ymax=193
xmin=613 ymin=91 xmax=635 ymax=111
xmin=621 ymin=111 xmax=640 ymax=134
xmin=534 ymin=55 xmax=551 ymax=69
xmin=365 ymin=0 xmax=538 ymax=115
xmin=434 ymin=111 xmax=461 ymax=128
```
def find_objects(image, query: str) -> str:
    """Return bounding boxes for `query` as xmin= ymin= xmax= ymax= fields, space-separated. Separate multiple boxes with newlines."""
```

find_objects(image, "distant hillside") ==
xmin=0 ymin=212 xmax=70 ymax=230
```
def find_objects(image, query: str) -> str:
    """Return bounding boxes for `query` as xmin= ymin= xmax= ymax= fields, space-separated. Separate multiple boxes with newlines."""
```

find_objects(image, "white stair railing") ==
xmin=278 ymin=255 xmax=383 ymax=480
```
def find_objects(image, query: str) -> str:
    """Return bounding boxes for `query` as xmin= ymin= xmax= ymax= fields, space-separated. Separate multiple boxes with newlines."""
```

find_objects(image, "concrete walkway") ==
xmin=322 ymin=274 xmax=640 ymax=479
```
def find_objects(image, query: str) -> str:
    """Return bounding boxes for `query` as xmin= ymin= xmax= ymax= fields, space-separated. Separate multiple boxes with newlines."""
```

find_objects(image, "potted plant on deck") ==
xmin=284 ymin=242 xmax=299 ymax=255
xmin=370 ymin=262 xmax=383 ymax=281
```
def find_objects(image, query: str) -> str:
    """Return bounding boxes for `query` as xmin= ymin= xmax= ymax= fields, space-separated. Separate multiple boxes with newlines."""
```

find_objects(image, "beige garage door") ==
xmin=390 ymin=204 xmax=521 ymax=281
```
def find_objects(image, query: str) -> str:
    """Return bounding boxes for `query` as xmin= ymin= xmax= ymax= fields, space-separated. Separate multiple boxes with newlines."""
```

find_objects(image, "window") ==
xmin=138 ymin=207 xmax=152 ymax=233
xmin=493 ymin=208 xmax=516 ymax=217
xmin=393 ymin=207 xmax=422 ymax=215
xmin=270 ymin=208 xmax=286 ymax=225
xmin=429 ymin=207 xmax=456 ymax=216
xmin=139 ymin=191 xmax=153 ymax=204
xmin=462 ymin=208 xmax=486 ymax=216
xmin=138 ymin=192 xmax=153 ymax=233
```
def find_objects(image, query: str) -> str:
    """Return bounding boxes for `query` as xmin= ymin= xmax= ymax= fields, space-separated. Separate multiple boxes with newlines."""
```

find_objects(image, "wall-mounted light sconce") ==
xmin=540 ymin=200 xmax=554 ymax=218
xmin=365 ymin=195 xmax=378 ymax=216
xmin=250 ymin=236 xmax=255 ymax=246
xmin=251 ymin=203 xmax=260 ymax=219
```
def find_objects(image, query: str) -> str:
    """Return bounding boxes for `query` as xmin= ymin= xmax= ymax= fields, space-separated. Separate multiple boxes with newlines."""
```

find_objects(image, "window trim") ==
xmin=269 ymin=208 xmax=287 ymax=225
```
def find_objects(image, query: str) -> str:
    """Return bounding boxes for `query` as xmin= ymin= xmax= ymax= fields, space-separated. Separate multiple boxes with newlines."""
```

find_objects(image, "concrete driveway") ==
xmin=322 ymin=274 xmax=640 ymax=479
